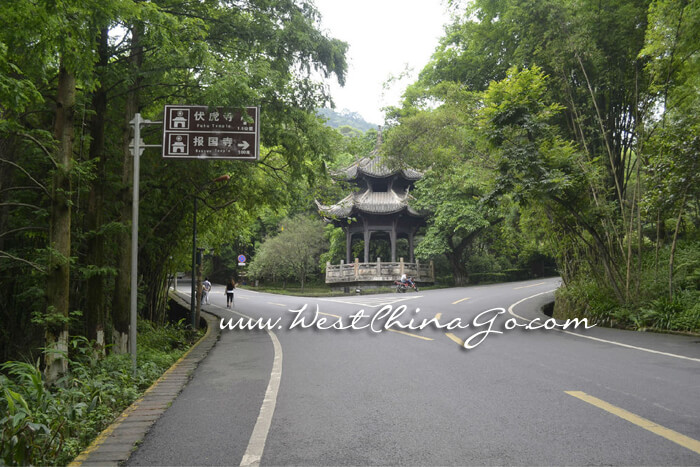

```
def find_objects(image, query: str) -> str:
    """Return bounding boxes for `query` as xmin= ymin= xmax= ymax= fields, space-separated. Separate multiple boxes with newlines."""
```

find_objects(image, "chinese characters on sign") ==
xmin=162 ymin=105 xmax=260 ymax=160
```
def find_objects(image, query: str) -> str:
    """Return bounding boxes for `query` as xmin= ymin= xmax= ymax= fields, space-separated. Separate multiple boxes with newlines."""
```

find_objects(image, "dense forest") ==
xmin=0 ymin=0 xmax=698 ymax=463
xmin=382 ymin=0 xmax=699 ymax=331
xmin=0 ymin=0 xmax=350 ymax=369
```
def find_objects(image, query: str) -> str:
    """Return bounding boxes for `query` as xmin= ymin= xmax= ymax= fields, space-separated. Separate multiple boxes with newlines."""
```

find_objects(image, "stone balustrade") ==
xmin=325 ymin=258 xmax=434 ymax=284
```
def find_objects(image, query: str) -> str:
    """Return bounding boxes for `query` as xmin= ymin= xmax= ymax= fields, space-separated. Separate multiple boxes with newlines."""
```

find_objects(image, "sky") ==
xmin=313 ymin=0 xmax=451 ymax=125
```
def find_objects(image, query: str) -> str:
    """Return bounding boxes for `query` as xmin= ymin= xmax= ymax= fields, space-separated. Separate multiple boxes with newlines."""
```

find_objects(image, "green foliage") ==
xmin=319 ymin=225 xmax=346 ymax=270
xmin=603 ymin=293 xmax=700 ymax=332
xmin=641 ymin=0 xmax=700 ymax=111
xmin=384 ymin=88 xmax=509 ymax=285
xmin=0 ymin=0 xmax=349 ymax=360
xmin=0 ymin=361 xmax=63 ymax=466
xmin=468 ymin=273 xmax=507 ymax=284
xmin=248 ymin=215 xmax=328 ymax=290
xmin=556 ymin=241 xmax=700 ymax=332
xmin=387 ymin=0 xmax=699 ymax=325
xmin=0 ymin=320 xmax=199 ymax=466
xmin=481 ymin=66 xmax=581 ymax=205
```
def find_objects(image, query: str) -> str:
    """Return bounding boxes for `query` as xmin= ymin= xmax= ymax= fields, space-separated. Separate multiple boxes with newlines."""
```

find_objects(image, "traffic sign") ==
xmin=162 ymin=105 xmax=259 ymax=160
xmin=238 ymin=254 xmax=247 ymax=263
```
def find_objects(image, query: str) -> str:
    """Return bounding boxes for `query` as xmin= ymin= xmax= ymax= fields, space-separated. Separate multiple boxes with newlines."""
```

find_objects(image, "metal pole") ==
xmin=129 ymin=113 xmax=141 ymax=374
xmin=191 ymin=196 xmax=197 ymax=328
xmin=195 ymin=248 xmax=204 ymax=329
xmin=127 ymin=114 xmax=161 ymax=375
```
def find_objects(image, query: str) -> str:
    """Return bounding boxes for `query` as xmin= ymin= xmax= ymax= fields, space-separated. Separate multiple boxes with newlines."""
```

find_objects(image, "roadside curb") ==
xmin=69 ymin=295 xmax=220 ymax=467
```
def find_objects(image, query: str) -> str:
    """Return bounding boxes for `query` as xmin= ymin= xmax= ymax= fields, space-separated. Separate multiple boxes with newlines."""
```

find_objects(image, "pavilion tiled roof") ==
xmin=333 ymin=154 xmax=423 ymax=181
xmin=316 ymin=187 xmax=422 ymax=219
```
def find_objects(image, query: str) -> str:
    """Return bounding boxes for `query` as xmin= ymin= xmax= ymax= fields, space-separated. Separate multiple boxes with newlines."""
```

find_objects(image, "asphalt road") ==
xmin=128 ymin=278 xmax=700 ymax=465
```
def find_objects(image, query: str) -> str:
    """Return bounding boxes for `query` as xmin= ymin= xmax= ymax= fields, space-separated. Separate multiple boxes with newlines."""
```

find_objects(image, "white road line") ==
xmin=204 ymin=302 xmax=283 ymax=466
xmin=508 ymin=289 xmax=700 ymax=363
xmin=240 ymin=329 xmax=282 ymax=466
xmin=559 ymin=331 xmax=700 ymax=363
xmin=506 ymin=290 xmax=557 ymax=321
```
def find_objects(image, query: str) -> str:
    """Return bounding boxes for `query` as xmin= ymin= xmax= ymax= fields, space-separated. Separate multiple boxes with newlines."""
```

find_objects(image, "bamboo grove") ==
xmin=383 ymin=0 xmax=699 ymax=329
xmin=0 ymin=0 xmax=348 ymax=376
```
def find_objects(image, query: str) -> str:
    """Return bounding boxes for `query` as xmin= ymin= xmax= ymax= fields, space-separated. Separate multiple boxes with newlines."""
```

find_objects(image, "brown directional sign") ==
xmin=162 ymin=105 xmax=259 ymax=160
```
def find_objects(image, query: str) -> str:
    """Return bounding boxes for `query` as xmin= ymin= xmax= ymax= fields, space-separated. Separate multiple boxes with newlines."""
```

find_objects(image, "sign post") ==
xmin=161 ymin=104 xmax=260 ymax=326
xmin=162 ymin=105 xmax=260 ymax=160
xmin=129 ymin=105 xmax=260 ymax=370
xmin=129 ymin=114 xmax=162 ymax=374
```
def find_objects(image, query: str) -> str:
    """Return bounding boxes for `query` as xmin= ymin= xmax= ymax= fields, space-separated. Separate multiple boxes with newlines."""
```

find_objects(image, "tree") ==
xmin=641 ymin=0 xmax=700 ymax=298
xmin=0 ymin=0 xmax=349 ymax=364
xmin=249 ymin=215 xmax=327 ymax=290
xmin=0 ymin=0 xmax=122 ymax=379
xmin=395 ymin=0 xmax=675 ymax=305
xmin=390 ymin=0 xmax=698 ymax=327
xmin=479 ymin=67 xmax=620 ymax=292
xmin=384 ymin=86 xmax=503 ymax=285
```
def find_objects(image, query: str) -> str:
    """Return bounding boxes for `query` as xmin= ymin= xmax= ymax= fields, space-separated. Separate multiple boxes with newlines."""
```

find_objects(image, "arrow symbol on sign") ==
xmin=237 ymin=140 xmax=250 ymax=150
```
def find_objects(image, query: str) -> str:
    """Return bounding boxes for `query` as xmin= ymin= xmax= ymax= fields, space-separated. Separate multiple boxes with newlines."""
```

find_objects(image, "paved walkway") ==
xmin=69 ymin=295 xmax=220 ymax=466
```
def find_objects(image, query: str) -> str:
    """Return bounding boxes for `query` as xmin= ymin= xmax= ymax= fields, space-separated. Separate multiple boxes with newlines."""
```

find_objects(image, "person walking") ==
xmin=225 ymin=278 xmax=236 ymax=308
xmin=202 ymin=277 xmax=212 ymax=305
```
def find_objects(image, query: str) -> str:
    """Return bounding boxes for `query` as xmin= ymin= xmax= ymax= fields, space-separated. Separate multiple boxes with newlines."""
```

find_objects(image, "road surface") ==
xmin=127 ymin=278 xmax=700 ymax=465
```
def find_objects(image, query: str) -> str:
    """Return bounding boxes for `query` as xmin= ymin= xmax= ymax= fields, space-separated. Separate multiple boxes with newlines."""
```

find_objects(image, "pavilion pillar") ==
xmin=345 ymin=228 xmax=352 ymax=264
xmin=408 ymin=231 xmax=415 ymax=263
xmin=363 ymin=230 xmax=371 ymax=263
xmin=390 ymin=223 xmax=397 ymax=262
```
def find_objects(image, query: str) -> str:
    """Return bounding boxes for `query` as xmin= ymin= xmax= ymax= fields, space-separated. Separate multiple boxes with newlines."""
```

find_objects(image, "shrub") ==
xmin=638 ymin=292 xmax=700 ymax=332
xmin=469 ymin=272 xmax=507 ymax=284
xmin=0 ymin=319 xmax=201 ymax=466
xmin=554 ymin=278 xmax=619 ymax=326
xmin=556 ymin=275 xmax=700 ymax=333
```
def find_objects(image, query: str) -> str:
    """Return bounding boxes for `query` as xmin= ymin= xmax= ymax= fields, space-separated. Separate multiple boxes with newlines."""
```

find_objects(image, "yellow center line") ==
xmin=451 ymin=297 xmax=470 ymax=305
xmin=267 ymin=302 xmax=287 ymax=307
xmin=514 ymin=282 xmax=546 ymax=289
xmin=318 ymin=311 xmax=341 ymax=319
xmin=434 ymin=312 xmax=442 ymax=321
xmin=388 ymin=329 xmax=433 ymax=341
xmin=565 ymin=391 xmax=700 ymax=455
xmin=444 ymin=332 xmax=464 ymax=346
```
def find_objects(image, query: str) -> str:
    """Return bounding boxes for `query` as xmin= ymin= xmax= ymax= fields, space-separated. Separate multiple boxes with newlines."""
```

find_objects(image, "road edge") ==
xmin=69 ymin=295 xmax=220 ymax=466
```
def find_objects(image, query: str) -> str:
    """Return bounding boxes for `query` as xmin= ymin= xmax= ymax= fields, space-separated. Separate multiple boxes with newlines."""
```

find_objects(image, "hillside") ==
xmin=317 ymin=107 xmax=377 ymax=132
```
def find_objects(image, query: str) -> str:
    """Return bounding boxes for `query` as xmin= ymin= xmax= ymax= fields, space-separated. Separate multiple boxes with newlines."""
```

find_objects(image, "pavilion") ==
xmin=316 ymin=140 xmax=434 ymax=287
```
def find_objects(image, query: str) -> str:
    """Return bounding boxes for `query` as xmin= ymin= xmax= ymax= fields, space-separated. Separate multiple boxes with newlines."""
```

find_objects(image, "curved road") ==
xmin=128 ymin=278 xmax=700 ymax=465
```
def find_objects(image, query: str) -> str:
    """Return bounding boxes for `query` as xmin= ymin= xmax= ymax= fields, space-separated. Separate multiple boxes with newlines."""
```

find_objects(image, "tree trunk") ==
xmin=446 ymin=252 xmax=468 ymax=286
xmin=669 ymin=189 xmax=689 ymax=300
xmin=0 ymin=136 xmax=15 ymax=254
xmin=112 ymin=24 xmax=142 ymax=353
xmin=85 ymin=27 xmax=109 ymax=353
xmin=45 ymin=64 xmax=75 ymax=382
